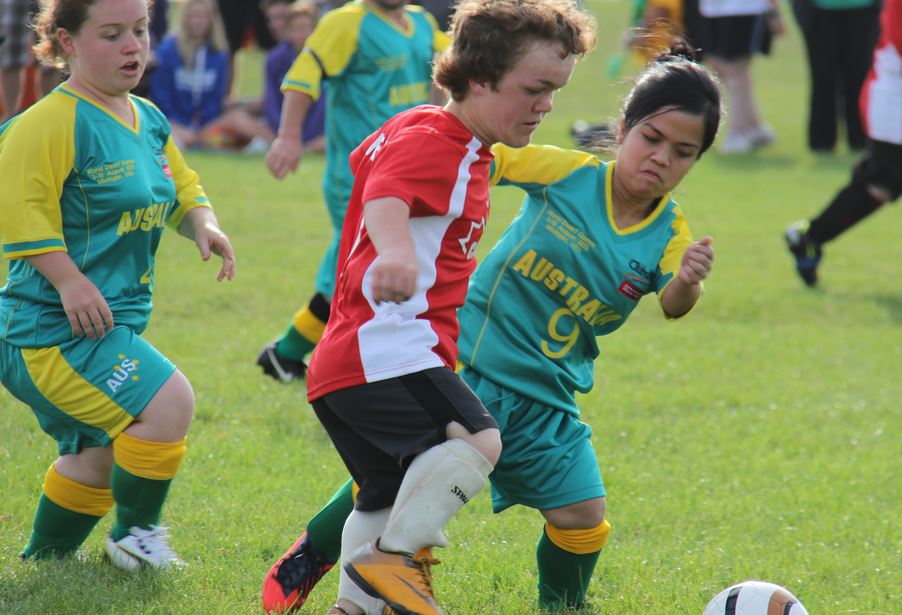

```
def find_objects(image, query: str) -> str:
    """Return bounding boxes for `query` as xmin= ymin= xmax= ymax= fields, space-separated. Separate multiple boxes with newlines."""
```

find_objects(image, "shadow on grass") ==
xmin=866 ymin=293 xmax=902 ymax=323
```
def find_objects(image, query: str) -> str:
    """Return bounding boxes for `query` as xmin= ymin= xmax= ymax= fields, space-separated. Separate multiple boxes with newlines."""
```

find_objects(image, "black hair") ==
xmin=621 ymin=39 xmax=722 ymax=157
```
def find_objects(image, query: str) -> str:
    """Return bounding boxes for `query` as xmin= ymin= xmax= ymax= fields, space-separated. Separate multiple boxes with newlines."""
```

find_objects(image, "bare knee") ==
xmin=542 ymin=497 xmax=606 ymax=530
xmin=445 ymin=421 xmax=501 ymax=465
xmin=55 ymin=446 xmax=114 ymax=488
xmin=126 ymin=370 xmax=195 ymax=442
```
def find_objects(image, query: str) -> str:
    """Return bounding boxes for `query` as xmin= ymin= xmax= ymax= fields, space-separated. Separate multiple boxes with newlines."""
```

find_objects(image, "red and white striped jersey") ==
xmin=860 ymin=0 xmax=902 ymax=145
xmin=307 ymin=105 xmax=493 ymax=400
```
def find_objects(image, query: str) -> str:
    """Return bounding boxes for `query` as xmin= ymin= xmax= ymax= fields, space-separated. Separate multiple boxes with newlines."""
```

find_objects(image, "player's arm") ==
xmin=266 ymin=89 xmax=314 ymax=179
xmin=364 ymin=197 xmax=418 ymax=304
xmin=0 ymin=100 xmax=111 ymax=339
xmin=660 ymin=236 xmax=713 ymax=318
xmin=267 ymin=7 xmax=361 ymax=179
xmin=177 ymin=206 xmax=236 ymax=282
xmin=25 ymin=252 xmax=114 ymax=340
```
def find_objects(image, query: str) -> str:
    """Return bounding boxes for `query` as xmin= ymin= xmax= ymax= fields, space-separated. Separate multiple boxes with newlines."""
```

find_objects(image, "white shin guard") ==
xmin=380 ymin=438 xmax=493 ymax=554
xmin=338 ymin=508 xmax=391 ymax=614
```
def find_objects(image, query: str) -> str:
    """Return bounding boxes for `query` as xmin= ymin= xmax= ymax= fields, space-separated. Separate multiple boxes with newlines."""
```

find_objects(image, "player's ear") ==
xmin=615 ymin=117 xmax=626 ymax=145
xmin=469 ymin=79 xmax=489 ymax=97
xmin=57 ymin=28 xmax=77 ymax=58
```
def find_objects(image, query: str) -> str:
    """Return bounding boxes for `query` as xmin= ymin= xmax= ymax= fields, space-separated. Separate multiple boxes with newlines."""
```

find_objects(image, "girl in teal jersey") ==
xmin=261 ymin=41 xmax=720 ymax=613
xmin=0 ymin=0 xmax=235 ymax=570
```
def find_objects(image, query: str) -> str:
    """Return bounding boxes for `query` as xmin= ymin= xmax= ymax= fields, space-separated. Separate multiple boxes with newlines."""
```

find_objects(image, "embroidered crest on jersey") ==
xmin=106 ymin=354 xmax=141 ymax=394
xmin=458 ymin=216 xmax=484 ymax=259
xmin=158 ymin=154 xmax=172 ymax=178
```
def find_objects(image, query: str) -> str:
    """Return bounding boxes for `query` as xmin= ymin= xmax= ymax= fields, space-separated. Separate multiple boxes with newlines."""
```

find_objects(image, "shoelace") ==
xmin=278 ymin=544 xmax=331 ymax=588
xmin=410 ymin=551 xmax=441 ymax=598
xmin=137 ymin=525 xmax=178 ymax=561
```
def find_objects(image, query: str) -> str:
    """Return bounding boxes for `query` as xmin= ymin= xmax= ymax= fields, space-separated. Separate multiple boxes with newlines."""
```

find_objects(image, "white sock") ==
xmin=379 ymin=438 xmax=492 ymax=554
xmin=337 ymin=508 xmax=391 ymax=614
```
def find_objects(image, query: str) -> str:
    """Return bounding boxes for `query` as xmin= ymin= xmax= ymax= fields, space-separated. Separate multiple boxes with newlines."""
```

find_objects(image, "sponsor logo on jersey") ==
xmin=158 ymin=154 xmax=172 ymax=178
xmin=618 ymin=280 xmax=644 ymax=300
xmin=106 ymin=354 xmax=140 ymax=394
xmin=618 ymin=259 xmax=656 ymax=300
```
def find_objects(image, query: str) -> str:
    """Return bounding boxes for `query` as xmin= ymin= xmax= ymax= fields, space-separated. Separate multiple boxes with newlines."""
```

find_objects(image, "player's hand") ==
xmin=194 ymin=222 xmax=236 ymax=281
xmin=265 ymin=136 xmax=303 ymax=180
xmin=370 ymin=247 xmax=418 ymax=305
xmin=678 ymin=236 xmax=714 ymax=285
xmin=57 ymin=275 xmax=114 ymax=339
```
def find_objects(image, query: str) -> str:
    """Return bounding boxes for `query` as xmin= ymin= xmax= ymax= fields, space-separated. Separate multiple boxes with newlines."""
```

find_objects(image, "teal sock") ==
xmin=110 ymin=464 xmax=171 ymax=541
xmin=305 ymin=478 xmax=355 ymax=562
xmin=275 ymin=322 xmax=316 ymax=361
xmin=536 ymin=528 xmax=602 ymax=610
xmin=21 ymin=495 xmax=104 ymax=559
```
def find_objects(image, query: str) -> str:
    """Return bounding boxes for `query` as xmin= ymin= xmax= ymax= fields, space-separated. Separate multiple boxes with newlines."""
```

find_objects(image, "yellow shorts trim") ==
xmin=113 ymin=432 xmax=187 ymax=480
xmin=546 ymin=519 xmax=611 ymax=555
xmin=22 ymin=346 xmax=133 ymax=439
xmin=44 ymin=464 xmax=113 ymax=517
xmin=292 ymin=304 xmax=327 ymax=342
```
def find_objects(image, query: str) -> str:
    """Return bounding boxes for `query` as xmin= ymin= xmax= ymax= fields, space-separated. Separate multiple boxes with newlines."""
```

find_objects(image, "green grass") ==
xmin=2 ymin=1 xmax=901 ymax=612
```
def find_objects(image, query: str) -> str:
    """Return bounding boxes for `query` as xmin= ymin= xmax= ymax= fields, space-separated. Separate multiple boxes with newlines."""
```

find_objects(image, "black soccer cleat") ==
xmin=256 ymin=343 xmax=307 ymax=383
xmin=784 ymin=221 xmax=822 ymax=287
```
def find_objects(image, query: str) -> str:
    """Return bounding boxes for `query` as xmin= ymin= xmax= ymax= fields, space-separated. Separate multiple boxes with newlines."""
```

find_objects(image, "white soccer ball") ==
xmin=702 ymin=580 xmax=810 ymax=615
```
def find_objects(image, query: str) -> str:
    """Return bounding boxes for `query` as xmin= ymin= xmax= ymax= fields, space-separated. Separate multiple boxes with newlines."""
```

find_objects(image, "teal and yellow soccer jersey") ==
xmin=282 ymin=0 xmax=450 ymax=206
xmin=0 ymin=86 xmax=211 ymax=347
xmin=459 ymin=144 xmax=695 ymax=415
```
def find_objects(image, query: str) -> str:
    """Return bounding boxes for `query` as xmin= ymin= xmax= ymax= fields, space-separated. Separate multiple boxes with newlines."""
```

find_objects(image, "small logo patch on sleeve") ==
xmin=617 ymin=280 xmax=643 ymax=301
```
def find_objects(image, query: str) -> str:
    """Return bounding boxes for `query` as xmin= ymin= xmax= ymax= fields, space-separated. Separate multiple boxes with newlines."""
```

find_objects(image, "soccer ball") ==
xmin=702 ymin=581 xmax=810 ymax=615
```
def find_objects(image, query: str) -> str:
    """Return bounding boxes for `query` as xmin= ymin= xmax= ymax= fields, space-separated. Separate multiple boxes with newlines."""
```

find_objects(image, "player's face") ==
xmin=265 ymin=3 xmax=291 ymax=42
xmin=184 ymin=1 xmax=214 ymax=40
xmin=61 ymin=0 xmax=150 ymax=96
xmin=287 ymin=15 xmax=315 ymax=51
xmin=468 ymin=40 xmax=576 ymax=148
xmin=369 ymin=0 xmax=407 ymax=12
xmin=615 ymin=108 xmax=704 ymax=200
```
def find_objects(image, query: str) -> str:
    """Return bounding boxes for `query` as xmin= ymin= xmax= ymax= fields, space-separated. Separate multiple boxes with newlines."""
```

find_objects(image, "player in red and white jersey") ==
xmin=305 ymin=106 xmax=492 ymax=399
xmin=293 ymin=2 xmax=596 ymax=614
xmin=785 ymin=0 xmax=902 ymax=287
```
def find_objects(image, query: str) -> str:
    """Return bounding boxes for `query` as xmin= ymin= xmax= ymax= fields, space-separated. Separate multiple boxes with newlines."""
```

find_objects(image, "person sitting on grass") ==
xmin=150 ymin=0 xmax=274 ymax=150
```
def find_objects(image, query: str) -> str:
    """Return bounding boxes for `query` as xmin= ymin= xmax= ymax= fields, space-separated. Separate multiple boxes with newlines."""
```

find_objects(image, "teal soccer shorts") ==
xmin=460 ymin=366 xmax=605 ymax=513
xmin=0 ymin=326 xmax=176 ymax=455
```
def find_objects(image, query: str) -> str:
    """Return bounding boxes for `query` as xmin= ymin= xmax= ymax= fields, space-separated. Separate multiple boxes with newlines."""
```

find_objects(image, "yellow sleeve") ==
xmin=282 ymin=5 xmax=365 ymax=100
xmin=490 ymin=143 xmax=600 ymax=187
xmin=657 ymin=204 xmax=700 ymax=318
xmin=0 ymin=94 xmax=76 ymax=259
xmin=425 ymin=11 xmax=450 ymax=52
xmin=163 ymin=136 xmax=211 ymax=230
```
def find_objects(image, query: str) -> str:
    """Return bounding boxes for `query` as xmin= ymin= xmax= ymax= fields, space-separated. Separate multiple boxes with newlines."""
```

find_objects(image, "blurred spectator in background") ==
xmin=262 ymin=0 xmax=325 ymax=153
xmin=785 ymin=0 xmax=902 ymax=286
xmin=151 ymin=0 xmax=273 ymax=150
xmin=1 ymin=0 xmax=59 ymax=123
xmin=791 ymin=0 xmax=880 ymax=152
xmin=133 ymin=0 xmax=169 ymax=97
xmin=698 ymin=0 xmax=783 ymax=154
xmin=218 ymin=0 xmax=277 ymax=97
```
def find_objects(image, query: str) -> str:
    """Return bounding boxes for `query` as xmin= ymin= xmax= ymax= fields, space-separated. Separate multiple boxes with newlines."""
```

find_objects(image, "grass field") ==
xmin=2 ymin=1 xmax=901 ymax=613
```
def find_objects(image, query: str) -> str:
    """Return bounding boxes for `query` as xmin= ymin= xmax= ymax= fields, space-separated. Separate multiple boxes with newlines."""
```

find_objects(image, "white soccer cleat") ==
xmin=105 ymin=525 xmax=184 ymax=571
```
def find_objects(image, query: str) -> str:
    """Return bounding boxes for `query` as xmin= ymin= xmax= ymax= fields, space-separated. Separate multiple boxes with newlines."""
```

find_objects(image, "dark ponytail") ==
xmin=621 ymin=38 xmax=722 ymax=157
